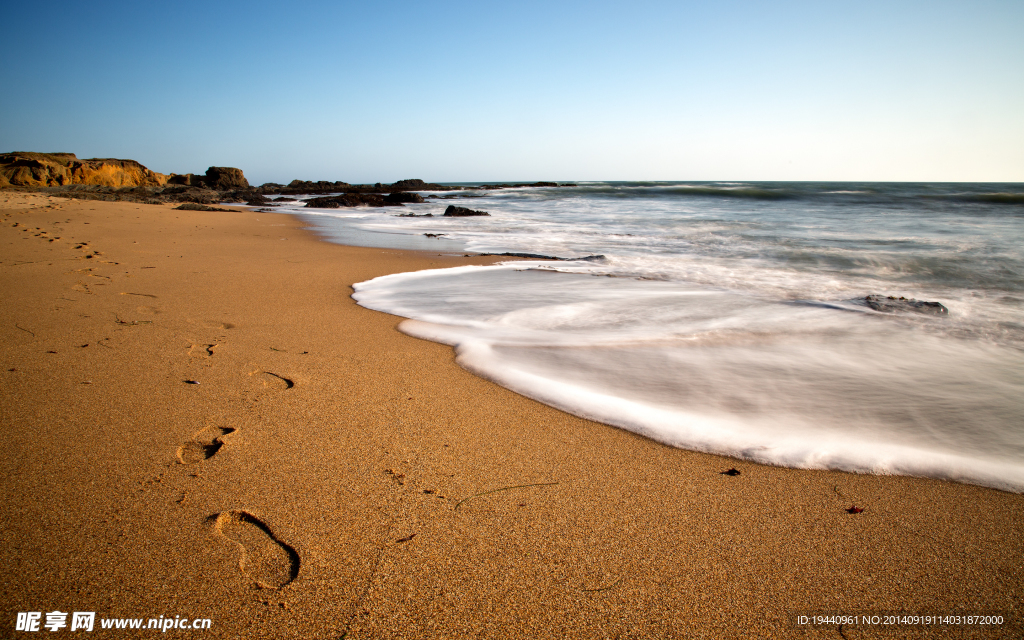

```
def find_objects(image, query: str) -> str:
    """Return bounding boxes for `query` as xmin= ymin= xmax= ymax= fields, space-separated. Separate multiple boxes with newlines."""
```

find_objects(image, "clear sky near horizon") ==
xmin=1 ymin=0 xmax=1022 ymax=184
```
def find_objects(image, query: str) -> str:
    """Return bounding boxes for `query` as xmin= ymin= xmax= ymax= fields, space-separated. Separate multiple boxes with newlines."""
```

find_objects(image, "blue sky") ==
xmin=2 ymin=0 xmax=1021 ymax=184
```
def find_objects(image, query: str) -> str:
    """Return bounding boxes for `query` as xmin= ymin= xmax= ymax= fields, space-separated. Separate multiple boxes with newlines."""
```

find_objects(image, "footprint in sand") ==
xmin=211 ymin=510 xmax=300 ymax=589
xmin=261 ymin=372 xmax=294 ymax=389
xmin=250 ymin=370 xmax=294 ymax=390
xmin=176 ymin=425 xmax=236 ymax=464
xmin=200 ymin=320 xmax=234 ymax=331
xmin=187 ymin=343 xmax=217 ymax=358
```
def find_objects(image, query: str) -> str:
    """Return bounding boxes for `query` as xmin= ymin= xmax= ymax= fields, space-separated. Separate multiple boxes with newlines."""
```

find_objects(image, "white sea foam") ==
xmin=354 ymin=264 xmax=1024 ymax=492
xmin=299 ymin=180 xmax=1024 ymax=491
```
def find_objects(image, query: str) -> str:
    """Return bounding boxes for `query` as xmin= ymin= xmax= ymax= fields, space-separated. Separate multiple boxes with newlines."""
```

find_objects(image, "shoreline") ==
xmin=1 ymin=192 xmax=1021 ymax=638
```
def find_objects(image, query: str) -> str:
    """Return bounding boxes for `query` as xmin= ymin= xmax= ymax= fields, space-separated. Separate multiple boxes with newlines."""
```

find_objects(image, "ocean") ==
xmin=275 ymin=181 xmax=1024 ymax=492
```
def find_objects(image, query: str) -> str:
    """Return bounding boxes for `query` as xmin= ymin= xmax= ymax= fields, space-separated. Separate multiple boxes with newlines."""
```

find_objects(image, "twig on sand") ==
xmin=339 ymin=533 xmax=390 ymax=639
xmin=114 ymin=314 xmax=152 ymax=326
xmin=14 ymin=323 xmax=35 ymax=337
xmin=453 ymin=482 xmax=559 ymax=511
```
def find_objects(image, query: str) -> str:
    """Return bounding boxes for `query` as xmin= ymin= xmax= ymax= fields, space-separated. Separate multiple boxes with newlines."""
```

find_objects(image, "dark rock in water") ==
xmin=480 ymin=252 xmax=562 ymax=260
xmin=278 ymin=179 xmax=353 ymax=195
xmin=478 ymin=252 xmax=607 ymax=261
xmin=272 ymin=196 xmax=298 ymax=201
xmin=305 ymin=193 xmax=402 ymax=208
xmin=244 ymin=192 xmax=272 ymax=206
xmin=865 ymin=295 xmax=948 ymax=316
xmin=444 ymin=205 xmax=490 ymax=217
xmin=396 ymin=213 xmax=433 ymax=217
xmin=389 ymin=179 xmax=433 ymax=191
xmin=384 ymin=192 xmax=425 ymax=204
xmin=423 ymin=233 xmax=446 ymax=238
xmin=256 ymin=178 xmax=459 ymax=196
xmin=304 ymin=195 xmax=341 ymax=208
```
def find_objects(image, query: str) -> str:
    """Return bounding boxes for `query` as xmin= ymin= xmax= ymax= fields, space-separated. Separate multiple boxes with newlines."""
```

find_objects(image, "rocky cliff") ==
xmin=0 ymin=152 xmax=169 ymax=188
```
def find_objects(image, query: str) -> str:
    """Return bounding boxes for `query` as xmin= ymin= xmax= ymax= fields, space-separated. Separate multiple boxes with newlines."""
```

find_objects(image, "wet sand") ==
xmin=1 ymin=192 xmax=1021 ymax=638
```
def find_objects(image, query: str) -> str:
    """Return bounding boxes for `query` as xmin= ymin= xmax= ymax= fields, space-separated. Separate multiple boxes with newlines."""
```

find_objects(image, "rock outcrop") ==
xmin=443 ymin=205 xmax=490 ymax=217
xmin=0 ymin=152 xmax=168 ymax=188
xmin=166 ymin=166 xmax=250 ymax=190
xmin=387 ymin=179 xmax=455 ymax=192
xmin=204 ymin=167 xmax=249 ymax=190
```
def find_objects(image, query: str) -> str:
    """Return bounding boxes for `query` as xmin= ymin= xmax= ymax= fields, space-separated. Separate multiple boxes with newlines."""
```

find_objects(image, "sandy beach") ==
xmin=1 ymin=192 xmax=1021 ymax=639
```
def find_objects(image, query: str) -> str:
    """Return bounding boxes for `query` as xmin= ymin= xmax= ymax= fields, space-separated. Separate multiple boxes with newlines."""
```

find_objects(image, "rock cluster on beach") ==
xmin=166 ymin=166 xmax=250 ymax=190
xmin=0 ymin=151 xmax=575 ymax=211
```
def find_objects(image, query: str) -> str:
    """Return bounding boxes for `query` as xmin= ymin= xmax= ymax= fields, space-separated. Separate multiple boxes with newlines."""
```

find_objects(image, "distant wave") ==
xmin=917 ymin=192 xmax=1024 ymax=206
xmin=556 ymin=184 xmax=794 ymax=201
xmin=466 ymin=182 xmax=1024 ymax=206
xmin=968 ymin=192 xmax=1024 ymax=205
xmin=666 ymin=186 xmax=793 ymax=200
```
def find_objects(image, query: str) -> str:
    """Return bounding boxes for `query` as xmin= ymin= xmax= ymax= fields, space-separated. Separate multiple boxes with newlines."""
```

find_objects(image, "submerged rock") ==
xmin=864 ymin=295 xmax=948 ymax=316
xmin=478 ymin=252 xmax=607 ymax=261
xmin=443 ymin=205 xmax=490 ymax=217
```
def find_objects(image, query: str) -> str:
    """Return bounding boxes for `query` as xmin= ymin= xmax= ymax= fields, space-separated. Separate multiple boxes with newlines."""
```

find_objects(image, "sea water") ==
xmin=278 ymin=182 xmax=1024 ymax=492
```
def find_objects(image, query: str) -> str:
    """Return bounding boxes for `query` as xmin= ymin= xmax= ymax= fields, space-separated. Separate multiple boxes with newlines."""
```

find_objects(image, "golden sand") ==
xmin=1 ymin=193 xmax=1021 ymax=638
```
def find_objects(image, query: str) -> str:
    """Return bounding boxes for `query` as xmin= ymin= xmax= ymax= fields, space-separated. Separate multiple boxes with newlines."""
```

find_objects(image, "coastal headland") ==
xmin=0 ymin=153 xmax=573 ymax=209
xmin=1 ymin=159 xmax=1022 ymax=638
